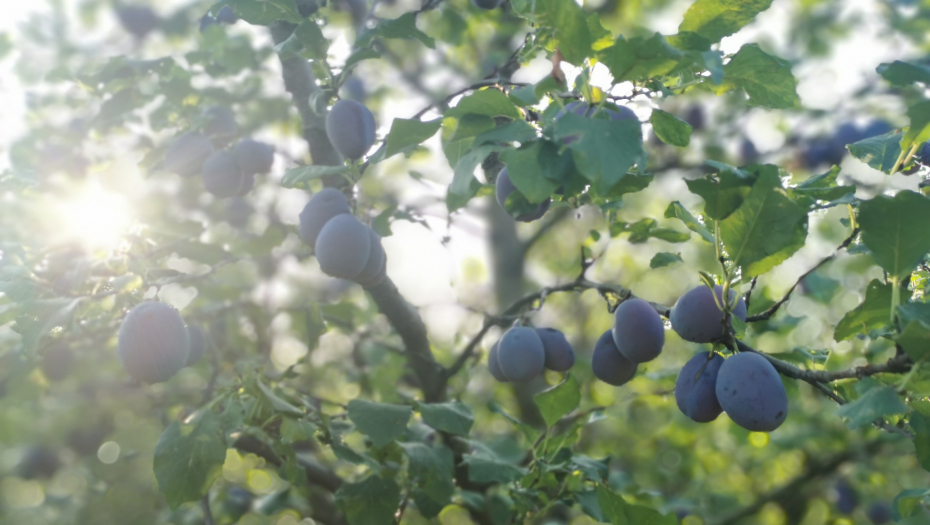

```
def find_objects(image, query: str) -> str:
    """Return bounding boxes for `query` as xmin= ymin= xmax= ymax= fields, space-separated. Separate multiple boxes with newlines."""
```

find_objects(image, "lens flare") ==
xmin=54 ymin=183 xmax=132 ymax=251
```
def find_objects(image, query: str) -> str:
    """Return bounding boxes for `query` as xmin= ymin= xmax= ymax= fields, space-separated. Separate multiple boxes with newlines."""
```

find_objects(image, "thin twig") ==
xmin=202 ymin=495 xmax=214 ymax=525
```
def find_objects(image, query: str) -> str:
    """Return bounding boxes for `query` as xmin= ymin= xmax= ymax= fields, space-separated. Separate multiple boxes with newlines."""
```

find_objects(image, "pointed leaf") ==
xmin=678 ymin=0 xmax=774 ymax=43
xmin=347 ymin=399 xmax=412 ymax=448
xmin=335 ymin=475 xmax=401 ymax=525
xmin=153 ymin=411 xmax=227 ymax=509
xmin=717 ymin=44 xmax=799 ymax=109
xmin=859 ymin=190 xmax=930 ymax=278
xmin=534 ymin=375 xmax=581 ymax=427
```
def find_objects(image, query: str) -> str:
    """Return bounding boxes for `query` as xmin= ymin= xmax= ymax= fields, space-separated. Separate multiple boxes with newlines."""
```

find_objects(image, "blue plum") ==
xmin=487 ymin=341 xmax=510 ymax=382
xmin=117 ymin=302 xmax=190 ymax=384
xmin=740 ymin=138 xmax=759 ymax=164
xmin=835 ymin=481 xmax=858 ymax=514
xmin=203 ymin=106 xmax=238 ymax=144
xmin=298 ymin=188 xmax=352 ymax=247
xmin=834 ymin=122 xmax=862 ymax=146
xmin=354 ymin=227 xmax=387 ymax=288
xmin=314 ymin=214 xmax=372 ymax=279
xmin=803 ymin=139 xmax=844 ymax=168
xmin=216 ymin=5 xmax=238 ymax=24
xmin=684 ymin=105 xmax=704 ymax=131
xmin=866 ymin=502 xmax=892 ymax=524
xmin=536 ymin=328 xmax=575 ymax=371
xmin=16 ymin=446 xmax=61 ymax=480
xmin=201 ymin=151 xmax=247 ymax=198
xmin=862 ymin=119 xmax=892 ymax=139
xmin=612 ymin=298 xmax=664 ymax=363
xmin=232 ymin=139 xmax=275 ymax=176
xmin=917 ymin=142 xmax=930 ymax=165
xmin=237 ymin=173 xmax=255 ymax=196
xmin=341 ymin=77 xmax=367 ymax=102
xmin=116 ymin=6 xmax=159 ymax=38
xmin=495 ymin=168 xmax=550 ymax=222
xmin=199 ymin=14 xmax=218 ymax=32
xmin=675 ymin=352 xmax=724 ymax=423
xmin=226 ymin=197 xmax=252 ymax=228
xmin=40 ymin=342 xmax=74 ymax=382
xmin=592 ymin=330 xmax=637 ymax=386
xmin=224 ymin=487 xmax=254 ymax=520
xmin=715 ymin=352 xmax=788 ymax=432
xmin=496 ymin=327 xmax=545 ymax=382
xmin=186 ymin=325 xmax=205 ymax=366
xmin=325 ymin=99 xmax=376 ymax=160
xmin=165 ymin=132 xmax=214 ymax=177
xmin=471 ymin=0 xmax=503 ymax=9
xmin=670 ymin=285 xmax=746 ymax=344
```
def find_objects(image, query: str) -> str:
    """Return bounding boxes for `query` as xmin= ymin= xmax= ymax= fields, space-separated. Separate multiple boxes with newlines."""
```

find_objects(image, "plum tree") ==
xmin=496 ymin=327 xmax=545 ymax=382
xmin=216 ymin=6 xmax=238 ymax=24
xmin=116 ymin=6 xmax=159 ymax=38
xmin=487 ymin=341 xmax=510 ymax=382
xmin=164 ymin=132 xmax=214 ymax=177
xmin=40 ymin=342 xmax=74 ymax=382
xmin=670 ymin=284 xmax=747 ymax=343
xmin=866 ymin=502 xmax=892 ymax=524
xmin=325 ymin=99 xmax=376 ymax=160
xmin=495 ymin=168 xmax=550 ymax=222
xmin=186 ymin=325 xmax=205 ymax=366
xmin=674 ymin=352 xmax=724 ymax=423
xmin=16 ymin=445 xmax=61 ymax=480
xmin=715 ymin=352 xmax=788 ymax=432
xmin=226 ymin=197 xmax=252 ymax=229
xmin=298 ymin=188 xmax=351 ymax=247
xmin=314 ymin=214 xmax=372 ymax=279
xmin=471 ymin=0 xmax=503 ymax=9
xmin=117 ymin=301 xmax=191 ymax=384
xmin=232 ymin=139 xmax=275 ymax=176
xmin=535 ymin=328 xmax=575 ymax=371
xmin=591 ymin=330 xmax=638 ymax=386
xmin=354 ymin=227 xmax=387 ymax=288
xmin=202 ymin=151 xmax=247 ymax=198
xmin=203 ymin=106 xmax=238 ymax=145
xmin=612 ymin=298 xmax=664 ymax=363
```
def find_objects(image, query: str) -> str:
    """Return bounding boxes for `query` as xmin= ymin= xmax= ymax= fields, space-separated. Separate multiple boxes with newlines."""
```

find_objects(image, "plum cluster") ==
xmin=164 ymin=106 xmax=275 ymax=198
xmin=592 ymin=298 xmax=665 ymax=386
xmin=116 ymin=302 xmax=205 ymax=384
xmin=326 ymin=100 xmax=377 ymax=160
xmin=488 ymin=326 xmax=575 ymax=382
xmin=298 ymin=188 xmax=387 ymax=288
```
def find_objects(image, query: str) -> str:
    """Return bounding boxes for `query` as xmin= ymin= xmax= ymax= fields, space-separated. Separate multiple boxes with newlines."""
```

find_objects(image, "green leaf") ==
xmin=281 ymin=165 xmax=349 ymax=189
xmin=790 ymin=165 xmax=856 ymax=203
xmin=153 ymin=411 xmax=227 ymax=509
xmin=598 ymin=33 xmax=688 ymax=83
xmin=357 ymin=12 xmax=435 ymax=49
xmin=509 ymin=0 xmax=593 ymax=65
xmin=575 ymin=490 xmax=606 ymax=522
xmin=893 ymin=489 xmax=930 ymax=521
xmin=473 ymin=120 xmax=538 ymax=146
xmin=650 ymin=110 xmax=692 ymax=147
xmin=848 ymin=132 xmax=904 ymax=173
xmin=663 ymin=201 xmax=714 ymax=243
xmin=534 ymin=375 xmax=581 ymax=428
xmin=834 ymin=279 xmax=894 ymax=341
xmin=716 ymin=44 xmax=799 ymax=109
xmin=384 ymin=118 xmax=442 ymax=159
xmin=684 ymin=168 xmax=756 ymax=220
xmin=255 ymin=379 xmax=304 ymax=416
xmin=678 ymin=0 xmax=774 ymax=43
xmin=719 ymin=168 xmax=808 ymax=277
xmin=449 ymin=144 xmax=502 ymax=197
xmin=611 ymin=219 xmax=690 ymax=244
xmin=596 ymin=484 xmax=677 ymax=525
xmin=898 ymin=320 xmax=930 ymax=362
xmin=280 ymin=418 xmax=317 ymax=443
xmin=877 ymin=60 xmax=930 ymax=86
xmin=499 ymin=141 xmax=563 ymax=203
xmin=419 ymin=401 xmax=474 ymax=436
xmin=399 ymin=443 xmax=455 ymax=504
xmin=346 ymin=399 xmax=412 ymax=448
xmin=901 ymin=100 xmax=930 ymax=151
xmin=462 ymin=455 xmax=526 ymax=484
xmin=834 ymin=386 xmax=909 ymax=429
xmin=445 ymin=89 xmax=521 ymax=120
xmin=211 ymin=0 xmax=302 ymax=25
xmin=650 ymin=252 xmax=683 ymax=268
xmin=335 ymin=475 xmax=401 ymax=525
xmin=912 ymin=412 xmax=930 ymax=472
xmin=552 ymin=112 xmax=644 ymax=192
xmin=273 ymin=19 xmax=327 ymax=59
xmin=859 ymin=191 xmax=930 ymax=279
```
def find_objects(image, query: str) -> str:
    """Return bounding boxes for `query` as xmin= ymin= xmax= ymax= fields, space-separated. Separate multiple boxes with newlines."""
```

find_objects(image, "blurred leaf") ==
xmin=274 ymin=19 xmax=327 ymax=60
xmin=280 ymin=418 xmax=317 ymax=443
xmin=575 ymin=490 xmax=605 ymax=521
xmin=347 ymin=399 xmax=412 ymax=448
xmin=650 ymin=110 xmax=692 ymax=147
xmin=419 ymin=401 xmax=474 ymax=436
xmin=399 ymin=443 xmax=454 ymax=503
xmin=357 ymin=13 xmax=435 ymax=49
xmin=848 ymin=132 xmax=903 ymax=173
xmin=449 ymin=144 xmax=502 ymax=198
xmin=384 ymin=118 xmax=442 ymax=159
xmin=510 ymin=0 xmax=593 ymax=65
xmin=153 ymin=411 xmax=227 ymax=509
xmin=335 ymin=475 xmax=401 ymax=525
xmin=534 ymin=375 xmax=581 ymax=427
xmin=790 ymin=165 xmax=856 ymax=204
xmin=859 ymin=191 xmax=930 ymax=278
xmin=598 ymin=33 xmax=688 ymax=82
xmin=898 ymin=320 xmax=930 ymax=362
xmin=678 ymin=0 xmax=774 ymax=43
xmin=256 ymin=379 xmax=304 ymax=416
xmin=877 ymin=60 xmax=930 ymax=86
xmin=716 ymin=44 xmax=799 ymax=109
xmin=281 ymin=165 xmax=349 ymax=189
xmin=650 ymin=252 xmax=683 ymax=268
xmin=596 ymin=484 xmax=677 ymax=525
xmin=664 ymin=201 xmax=714 ymax=243
xmin=611 ymin=218 xmax=690 ymax=244
xmin=210 ymin=0 xmax=302 ymax=25
xmin=552 ymin=112 xmax=644 ymax=192
xmin=462 ymin=455 xmax=526 ymax=484
xmin=834 ymin=386 xmax=908 ymax=429
xmin=893 ymin=488 xmax=930 ymax=521
xmin=835 ymin=279 xmax=893 ymax=341
xmin=901 ymin=100 xmax=930 ymax=151
xmin=911 ymin=412 xmax=930 ymax=472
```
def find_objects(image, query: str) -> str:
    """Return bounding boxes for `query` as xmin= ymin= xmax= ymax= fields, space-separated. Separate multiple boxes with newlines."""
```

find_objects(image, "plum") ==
xmin=315 ymin=214 xmax=372 ymax=279
xmin=487 ymin=341 xmax=510 ymax=382
xmin=471 ymin=0 xmax=503 ymax=9
xmin=612 ymin=298 xmax=664 ymax=363
xmin=591 ymin=330 xmax=637 ymax=386
xmin=674 ymin=352 xmax=724 ymax=422
xmin=16 ymin=445 xmax=61 ymax=480
xmin=298 ymin=188 xmax=352 ymax=247
xmin=834 ymin=481 xmax=858 ymax=515
xmin=226 ymin=197 xmax=252 ymax=228
xmin=495 ymin=168 xmax=550 ymax=222
xmin=217 ymin=5 xmax=238 ymax=24
xmin=224 ymin=487 xmax=254 ymax=520
xmin=40 ymin=342 xmax=74 ymax=382
xmin=740 ymin=138 xmax=759 ymax=164
xmin=117 ymin=301 xmax=190 ymax=384
xmin=803 ymin=139 xmax=844 ymax=168
xmin=186 ymin=325 xmax=205 ymax=366
xmin=116 ymin=6 xmax=159 ymax=38
xmin=202 ymin=151 xmax=247 ymax=198
xmin=496 ymin=327 xmax=545 ymax=382
xmin=535 ymin=328 xmax=575 ymax=371
xmin=237 ymin=173 xmax=255 ymax=196
xmin=715 ymin=352 xmax=787 ymax=432
xmin=670 ymin=285 xmax=746 ymax=344
xmin=232 ymin=138 xmax=275 ymax=176
xmin=834 ymin=122 xmax=862 ymax=146
xmin=203 ymin=106 xmax=238 ymax=144
xmin=353 ymin=227 xmax=387 ymax=288
xmin=199 ymin=14 xmax=218 ymax=32
xmin=866 ymin=502 xmax=892 ymax=524
xmin=164 ymin=132 xmax=214 ymax=177
xmin=325 ymin=99 xmax=376 ymax=160
xmin=862 ymin=119 xmax=892 ymax=139
xmin=684 ymin=105 xmax=704 ymax=131
xmin=341 ymin=77 xmax=367 ymax=102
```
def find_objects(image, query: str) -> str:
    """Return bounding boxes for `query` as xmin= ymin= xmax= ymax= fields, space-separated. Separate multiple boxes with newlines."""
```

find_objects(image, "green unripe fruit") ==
xmin=117 ymin=302 xmax=190 ymax=383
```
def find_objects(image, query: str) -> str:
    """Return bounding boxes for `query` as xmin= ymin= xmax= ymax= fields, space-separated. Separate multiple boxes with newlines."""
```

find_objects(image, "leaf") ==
xmin=834 ymin=386 xmax=909 ymax=429
xmin=153 ymin=411 xmax=227 ymax=509
xmin=509 ymin=0 xmax=593 ymax=65
xmin=462 ymin=455 xmax=526 ymax=484
xmin=650 ymin=252 xmax=683 ymax=268
xmin=719 ymin=168 xmax=808 ymax=277
xmin=893 ymin=488 xmax=930 ymax=521
xmin=274 ymin=19 xmax=327 ymax=59
xmin=499 ymin=141 xmax=564 ymax=203
xmin=598 ymin=33 xmax=688 ymax=83
xmin=281 ymin=165 xmax=349 ymax=189
xmin=901 ymin=100 xmax=930 ymax=151
xmin=346 ymin=399 xmax=412 ymax=448
xmin=473 ymin=119 xmax=538 ymax=146
xmin=384 ymin=118 xmax=442 ymax=159
xmin=898 ymin=320 xmax=930 ymax=362
xmin=356 ymin=12 xmax=434 ymax=49
xmin=610 ymin=218 xmax=690 ymax=244
xmin=280 ymin=418 xmax=317 ymax=443
xmin=716 ymin=44 xmax=799 ymax=109
xmin=596 ymin=484 xmax=677 ymax=525
xmin=534 ymin=375 xmax=581 ymax=428
xmin=877 ymin=60 xmax=930 ymax=86
xmin=912 ymin=412 xmax=930 ymax=472
xmin=399 ymin=443 xmax=455 ymax=504
xmin=256 ymin=379 xmax=304 ymax=416
xmin=790 ymin=165 xmax=856 ymax=204
xmin=445 ymin=89 xmax=521 ymax=120
xmin=684 ymin=168 xmax=756 ymax=220
xmin=650 ymin=110 xmax=692 ymax=147
xmin=834 ymin=280 xmax=894 ymax=341
xmin=848 ymin=132 xmax=904 ymax=173
xmin=663 ymin=201 xmax=714 ymax=243
xmin=552 ymin=112 xmax=644 ymax=192
xmin=335 ymin=475 xmax=401 ymax=525
xmin=859 ymin=190 xmax=930 ymax=279
xmin=575 ymin=490 xmax=605 ymax=522
xmin=211 ymin=0 xmax=302 ymax=25
xmin=419 ymin=401 xmax=474 ymax=436
xmin=678 ymin=0 xmax=774 ymax=43
xmin=449 ymin=143 xmax=502 ymax=197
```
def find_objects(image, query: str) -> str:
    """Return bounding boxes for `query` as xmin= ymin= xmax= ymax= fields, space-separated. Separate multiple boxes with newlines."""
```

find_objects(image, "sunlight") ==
xmin=54 ymin=183 xmax=133 ymax=251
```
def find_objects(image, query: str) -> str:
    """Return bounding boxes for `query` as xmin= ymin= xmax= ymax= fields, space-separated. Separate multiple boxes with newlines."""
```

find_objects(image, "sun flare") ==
xmin=53 ymin=183 xmax=133 ymax=251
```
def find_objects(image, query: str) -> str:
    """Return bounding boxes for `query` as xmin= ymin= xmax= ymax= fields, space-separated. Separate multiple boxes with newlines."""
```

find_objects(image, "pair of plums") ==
xmin=488 ymin=326 xmax=575 ymax=382
xmin=117 ymin=302 xmax=205 ymax=384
